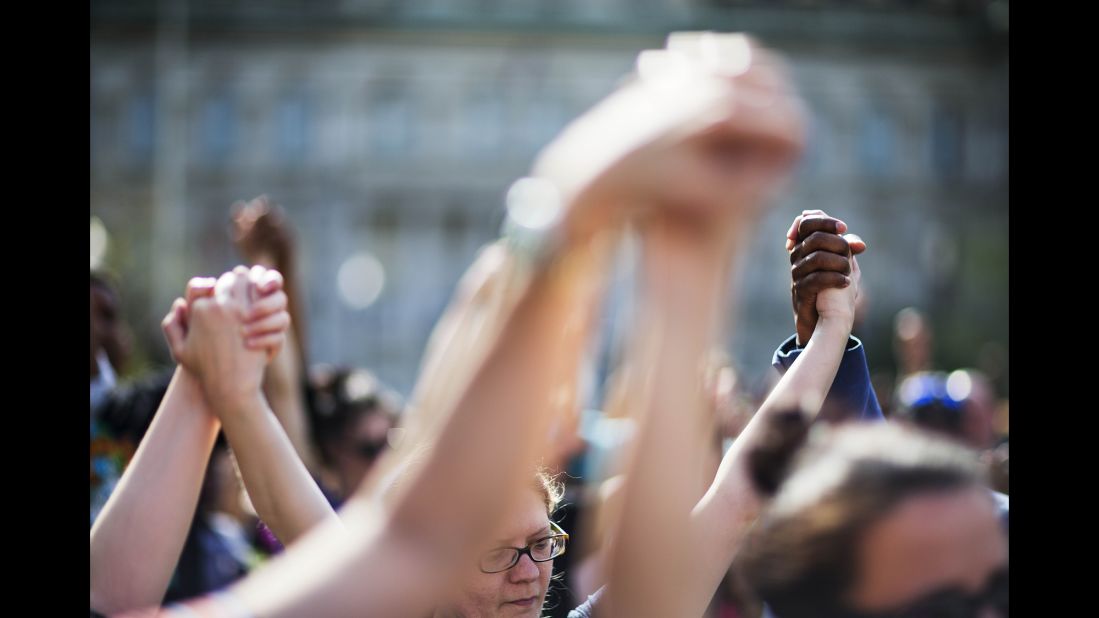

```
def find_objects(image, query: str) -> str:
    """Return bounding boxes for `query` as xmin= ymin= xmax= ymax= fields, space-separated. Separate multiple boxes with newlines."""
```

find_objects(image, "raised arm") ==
xmin=773 ymin=210 xmax=882 ymax=422
xmin=90 ymin=275 xmax=286 ymax=615
xmin=167 ymin=266 xmax=339 ymax=548
xmin=89 ymin=367 xmax=219 ymax=616
xmin=599 ymin=218 xmax=743 ymax=618
xmin=685 ymin=215 xmax=865 ymax=616
xmin=597 ymin=34 xmax=809 ymax=618
xmin=232 ymin=197 xmax=318 ymax=473
xmin=211 ymin=205 xmax=616 ymax=618
xmin=137 ymin=33 xmax=791 ymax=618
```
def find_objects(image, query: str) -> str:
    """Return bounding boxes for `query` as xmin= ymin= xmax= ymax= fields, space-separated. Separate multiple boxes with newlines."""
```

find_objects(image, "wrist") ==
xmin=173 ymin=366 xmax=216 ymax=412
xmin=503 ymin=175 xmax=622 ymax=276
xmin=813 ymin=314 xmax=854 ymax=342
xmin=170 ymin=365 xmax=219 ymax=422
xmin=213 ymin=392 xmax=269 ymax=435
xmin=204 ymin=380 xmax=266 ymax=419
xmin=528 ymin=164 xmax=625 ymax=250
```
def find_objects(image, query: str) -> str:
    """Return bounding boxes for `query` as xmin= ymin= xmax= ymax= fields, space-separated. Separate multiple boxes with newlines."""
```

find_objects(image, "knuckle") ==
xmin=789 ymin=245 xmax=804 ymax=264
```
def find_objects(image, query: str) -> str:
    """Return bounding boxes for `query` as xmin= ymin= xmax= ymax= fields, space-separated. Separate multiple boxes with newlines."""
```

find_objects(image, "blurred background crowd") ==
xmin=90 ymin=1 xmax=1007 ymax=616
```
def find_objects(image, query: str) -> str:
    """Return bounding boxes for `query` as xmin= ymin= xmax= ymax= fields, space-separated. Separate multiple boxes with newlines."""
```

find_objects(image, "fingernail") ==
xmin=836 ymin=220 xmax=847 ymax=233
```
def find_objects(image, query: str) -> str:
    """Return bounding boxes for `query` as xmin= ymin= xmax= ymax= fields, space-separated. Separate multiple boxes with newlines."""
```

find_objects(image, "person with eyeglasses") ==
xmin=94 ymin=31 xmax=806 ymax=618
xmin=433 ymin=468 xmax=570 ymax=617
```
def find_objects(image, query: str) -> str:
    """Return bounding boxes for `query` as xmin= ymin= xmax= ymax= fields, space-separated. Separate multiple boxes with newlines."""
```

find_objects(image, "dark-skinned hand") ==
xmin=785 ymin=209 xmax=867 ymax=346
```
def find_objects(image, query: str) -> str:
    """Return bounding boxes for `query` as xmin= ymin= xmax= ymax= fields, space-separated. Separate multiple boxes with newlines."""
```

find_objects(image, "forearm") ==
xmin=753 ymin=316 xmax=851 ymax=418
xmin=602 ymin=227 xmax=731 ymax=618
xmin=688 ymin=315 xmax=852 ymax=603
xmin=262 ymin=331 xmax=318 ymax=473
xmin=188 ymin=503 xmax=424 ymax=618
xmin=279 ymin=258 xmax=311 ymax=375
xmin=403 ymin=242 xmax=513 ymax=442
xmin=772 ymin=335 xmax=883 ymax=422
xmin=390 ymin=236 xmax=612 ymax=554
xmin=218 ymin=392 xmax=339 ymax=546
xmin=90 ymin=368 xmax=220 ymax=615
xmin=125 ymin=503 xmax=408 ymax=618
xmin=163 ymin=237 xmax=614 ymax=618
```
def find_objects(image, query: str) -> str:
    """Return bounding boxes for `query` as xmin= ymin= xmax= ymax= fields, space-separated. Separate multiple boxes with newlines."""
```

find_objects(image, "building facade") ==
xmin=91 ymin=0 xmax=1008 ymax=396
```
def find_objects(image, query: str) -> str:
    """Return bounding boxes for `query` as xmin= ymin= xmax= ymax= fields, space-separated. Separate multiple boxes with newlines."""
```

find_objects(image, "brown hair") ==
xmin=737 ymin=413 xmax=984 ymax=618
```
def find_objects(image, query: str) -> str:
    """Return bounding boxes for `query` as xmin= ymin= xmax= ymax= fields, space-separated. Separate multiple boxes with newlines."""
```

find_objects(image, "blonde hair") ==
xmin=534 ymin=466 xmax=565 ymax=515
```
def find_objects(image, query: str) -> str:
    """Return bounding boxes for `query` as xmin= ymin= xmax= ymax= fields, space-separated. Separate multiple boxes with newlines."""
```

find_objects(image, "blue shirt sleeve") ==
xmin=771 ymin=334 xmax=884 ymax=422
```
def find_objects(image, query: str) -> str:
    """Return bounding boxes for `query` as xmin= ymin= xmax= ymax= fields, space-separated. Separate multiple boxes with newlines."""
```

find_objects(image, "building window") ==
xmin=127 ymin=92 xmax=156 ymax=161
xmin=276 ymin=93 xmax=309 ymax=163
xmin=368 ymin=87 xmax=413 ymax=157
xmin=462 ymin=90 xmax=505 ymax=157
xmin=201 ymin=94 xmax=236 ymax=162
xmin=930 ymin=102 xmax=965 ymax=181
xmin=858 ymin=102 xmax=893 ymax=179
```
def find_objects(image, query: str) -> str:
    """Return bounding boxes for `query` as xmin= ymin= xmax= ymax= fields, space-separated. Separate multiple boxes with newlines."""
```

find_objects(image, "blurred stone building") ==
xmin=90 ymin=0 xmax=1008 ymax=397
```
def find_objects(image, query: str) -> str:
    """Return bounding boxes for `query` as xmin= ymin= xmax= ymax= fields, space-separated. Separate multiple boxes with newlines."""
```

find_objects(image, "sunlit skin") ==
xmin=438 ymin=489 xmax=555 ymax=618
xmin=848 ymin=486 xmax=1007 ymax=616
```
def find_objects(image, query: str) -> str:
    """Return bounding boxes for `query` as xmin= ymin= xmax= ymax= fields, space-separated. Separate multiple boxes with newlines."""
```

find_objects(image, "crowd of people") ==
xmin=89 ymin=32 xmax=1008 ymax=618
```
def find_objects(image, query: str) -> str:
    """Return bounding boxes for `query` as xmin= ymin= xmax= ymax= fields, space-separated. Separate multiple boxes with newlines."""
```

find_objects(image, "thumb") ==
xmin=161 ymin=298 xmax=188 ymax=362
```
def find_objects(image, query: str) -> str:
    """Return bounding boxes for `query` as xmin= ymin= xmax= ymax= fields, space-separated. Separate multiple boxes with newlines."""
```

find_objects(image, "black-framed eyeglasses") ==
xmin=478 ymin=521 xmax=569 ymax=574
xmin=827 ymin=567 xmax=1008 ymax=618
